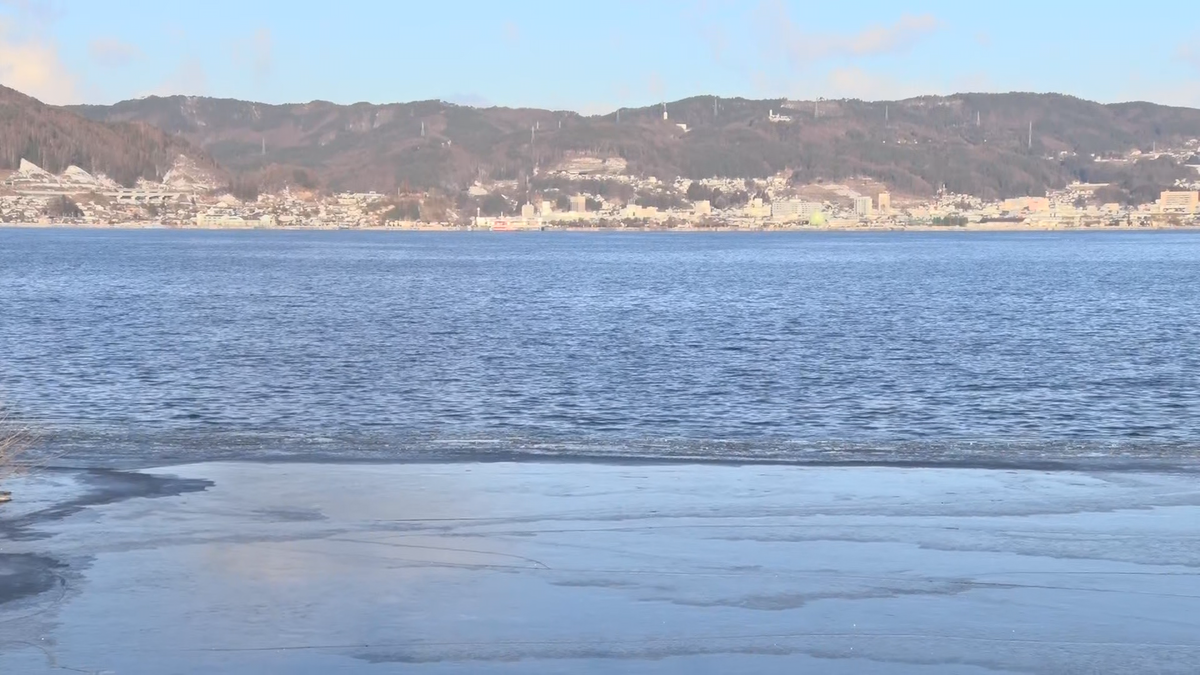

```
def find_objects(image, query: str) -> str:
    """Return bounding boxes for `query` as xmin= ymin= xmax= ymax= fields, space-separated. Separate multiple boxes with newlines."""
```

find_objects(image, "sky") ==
xmin=2 ymin=0 xmax=1200 ymax=111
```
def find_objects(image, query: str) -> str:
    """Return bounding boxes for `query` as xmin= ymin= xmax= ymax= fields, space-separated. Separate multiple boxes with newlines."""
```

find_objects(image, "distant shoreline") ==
xmin=4 ymin=223 xmax=1200 ymax=233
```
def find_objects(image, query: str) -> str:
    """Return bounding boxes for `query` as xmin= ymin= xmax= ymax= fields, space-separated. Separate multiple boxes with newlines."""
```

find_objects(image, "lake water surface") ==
xmin=2 ymin=229 xmax=1198 ymax=468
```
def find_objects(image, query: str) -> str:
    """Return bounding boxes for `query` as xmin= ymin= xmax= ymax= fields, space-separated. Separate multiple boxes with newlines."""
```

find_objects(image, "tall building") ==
xmin=854 ymin=196 xmax=873 ymax=217
xmin=569 ymin=195 xmax=587 ymax=213
xmin=877 ymin=191 xmax=891 ymax=214
xmin=1159 ymin=190 xmax=1199 ymax=214
xmin=521 ymin=202 xmax=536 ymax=218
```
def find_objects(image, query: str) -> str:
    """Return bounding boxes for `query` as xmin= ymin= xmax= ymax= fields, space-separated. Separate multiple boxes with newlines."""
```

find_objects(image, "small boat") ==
xmin=0 ymin=491 xmax=11 ymax=504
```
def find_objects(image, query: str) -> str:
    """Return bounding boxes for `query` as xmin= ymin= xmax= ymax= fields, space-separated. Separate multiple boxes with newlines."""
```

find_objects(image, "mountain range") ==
xmin=4 ymin=83 xmax=1200 ymax=200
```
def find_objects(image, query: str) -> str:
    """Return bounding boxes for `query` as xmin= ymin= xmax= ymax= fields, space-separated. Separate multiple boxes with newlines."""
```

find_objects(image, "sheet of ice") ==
xmin=2 ymin=462 xmax=1199 ymax=674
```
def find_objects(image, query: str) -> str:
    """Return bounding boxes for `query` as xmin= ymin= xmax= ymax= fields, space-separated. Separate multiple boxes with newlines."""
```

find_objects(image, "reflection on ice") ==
xmin=2 ymin=462 xmax=1199 ymax=674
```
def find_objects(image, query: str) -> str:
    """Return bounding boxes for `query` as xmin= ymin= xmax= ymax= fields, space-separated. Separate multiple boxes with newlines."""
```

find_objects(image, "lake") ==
xmin=2 ymin=228 xmax=1198 ymax=468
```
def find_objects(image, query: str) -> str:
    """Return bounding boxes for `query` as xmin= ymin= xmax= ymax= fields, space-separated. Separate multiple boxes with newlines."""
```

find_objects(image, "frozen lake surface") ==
xmin=2 ymin=462 xmax=1199 ymax=674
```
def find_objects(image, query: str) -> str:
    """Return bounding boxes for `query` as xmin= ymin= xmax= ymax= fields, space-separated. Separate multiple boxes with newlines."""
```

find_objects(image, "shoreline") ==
xmin=4 ymin=222 xmax=1200 ymax=233
xmin=29 ymin=443 xmax=1200 ymax=476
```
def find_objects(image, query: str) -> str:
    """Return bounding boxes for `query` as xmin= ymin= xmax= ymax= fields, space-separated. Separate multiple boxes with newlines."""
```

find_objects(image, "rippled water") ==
xmin=2 ymin=228 xmax=1198 ymax=468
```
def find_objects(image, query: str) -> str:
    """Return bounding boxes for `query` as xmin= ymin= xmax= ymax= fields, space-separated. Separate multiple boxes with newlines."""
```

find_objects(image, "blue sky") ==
xmin=2 ymin=0 xmax=1199 ymax=110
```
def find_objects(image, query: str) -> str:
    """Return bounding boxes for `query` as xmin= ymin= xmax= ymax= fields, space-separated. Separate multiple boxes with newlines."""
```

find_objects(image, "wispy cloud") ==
xmin=88 ymin=37 xmax=142 ymax=67
xmin=846 ymin=15 xmax=941 ymax=56
xmin=0 ymin=16 xmax=76 ymax=103
xmin=758 ymin=0 xmax=941 ymax=67
xmin=231 ymin=28 xmax=272 ymax=85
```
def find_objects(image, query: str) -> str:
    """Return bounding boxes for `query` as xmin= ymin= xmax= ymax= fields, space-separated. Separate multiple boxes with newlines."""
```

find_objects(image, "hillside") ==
xmin=68 ymin=92 xmax=1200 ymax=199
xmin=0 ymin=86 xmax=224 ymax=189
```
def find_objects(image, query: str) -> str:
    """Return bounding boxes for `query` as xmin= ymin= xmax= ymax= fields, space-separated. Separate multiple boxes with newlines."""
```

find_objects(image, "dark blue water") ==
xmin=2 ymin=228 xmax=1199 ymax=468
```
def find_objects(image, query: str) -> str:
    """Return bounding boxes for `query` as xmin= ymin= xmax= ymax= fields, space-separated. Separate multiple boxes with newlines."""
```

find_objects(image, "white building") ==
xmin=771 ymin=200 xmax=823 ymax=221
xmin=196 ymin=208 xmax=250 ymax=228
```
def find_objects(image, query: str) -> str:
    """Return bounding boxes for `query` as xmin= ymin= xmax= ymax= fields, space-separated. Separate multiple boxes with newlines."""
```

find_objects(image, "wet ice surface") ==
xmin=2 ymin=463 xmax=1200 ymax=674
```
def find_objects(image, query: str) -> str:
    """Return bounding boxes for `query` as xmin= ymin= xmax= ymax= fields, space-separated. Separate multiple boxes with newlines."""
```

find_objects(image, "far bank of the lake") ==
xmin=5 ymin=221 xmax=1200 ymax=233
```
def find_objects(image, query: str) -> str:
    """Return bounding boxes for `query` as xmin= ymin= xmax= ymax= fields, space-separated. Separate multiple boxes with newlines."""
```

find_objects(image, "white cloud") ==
xmin=88 ymin=37 xmax=142 ymax=67
xmin=0 ymin=17 xmax=76 ymax=103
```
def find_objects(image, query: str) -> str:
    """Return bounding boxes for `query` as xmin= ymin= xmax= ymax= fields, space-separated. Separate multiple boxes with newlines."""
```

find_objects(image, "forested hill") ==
xmin=67 ymin=92 xmax=1200 ymax=199
xmin=0 ymin=86 xmax=222 ymax=188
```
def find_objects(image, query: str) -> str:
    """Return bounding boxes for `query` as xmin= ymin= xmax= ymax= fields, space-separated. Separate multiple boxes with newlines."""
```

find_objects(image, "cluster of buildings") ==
xmin=6 ymin=139 xmax=1200 ymax=231
xmin=195 ymin=190 xmax=388 ymax=229
xmin=460 ymin=183 xmax=1200 ymax=231
xmin=0 ymin=156 xmax=392 ymax=229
